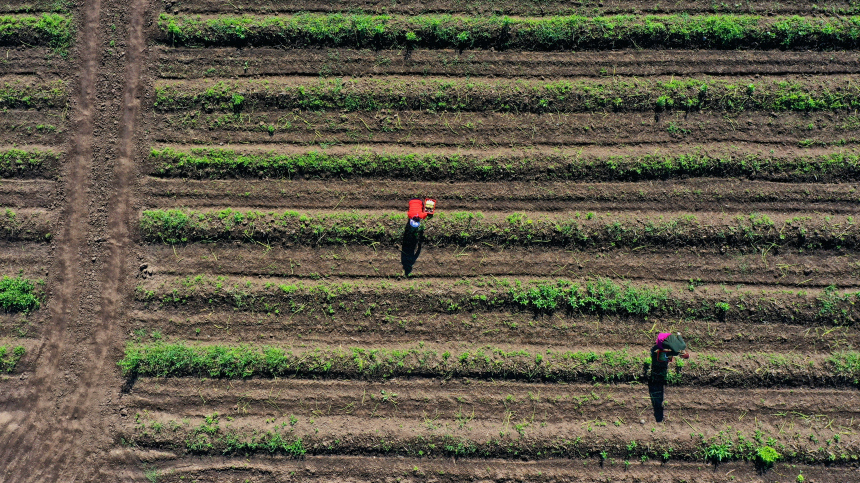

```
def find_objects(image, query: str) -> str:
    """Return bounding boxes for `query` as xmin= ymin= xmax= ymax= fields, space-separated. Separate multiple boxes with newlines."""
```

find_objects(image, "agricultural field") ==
xmin=1 ymin=0 xmax=860 ymax=481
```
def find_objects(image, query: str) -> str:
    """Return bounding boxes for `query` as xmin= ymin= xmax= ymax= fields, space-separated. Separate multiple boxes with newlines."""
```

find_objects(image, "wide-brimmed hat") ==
xmin=663 ymin=334 xmax=686 ymax=355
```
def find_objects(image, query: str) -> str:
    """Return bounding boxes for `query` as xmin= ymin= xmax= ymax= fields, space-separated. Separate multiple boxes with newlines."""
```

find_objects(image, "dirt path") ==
xmin=0 ymin=0 xmax=145 ymax=479
xmin=0 ymin=0 xmax=101 ymax=477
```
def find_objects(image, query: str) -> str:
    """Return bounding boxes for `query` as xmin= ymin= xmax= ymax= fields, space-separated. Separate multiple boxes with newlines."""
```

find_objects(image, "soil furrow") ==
xmin=140 ymin=177 xmax=860 ymax=214
xmin=0 ymin=180 xmax=57 ymax=207
xmin=126 ymin=378 xmax=860 ymax=422
xmin=158 ymin=47 xmax=860 ymax=79
xmin=139 ymin=242 xmax=860 ymax=288
xmin=110 ymin=455 xmax=860 ymax=483
xmin=127 ymin=307 xmax=860 ymax=355
xmin=152 ymin=110 xmax=860 ymax=147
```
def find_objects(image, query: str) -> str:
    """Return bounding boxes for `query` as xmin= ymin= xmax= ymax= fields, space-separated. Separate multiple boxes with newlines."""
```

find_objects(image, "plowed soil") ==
xmin=0 ymin=0 xmax=859 ymax=481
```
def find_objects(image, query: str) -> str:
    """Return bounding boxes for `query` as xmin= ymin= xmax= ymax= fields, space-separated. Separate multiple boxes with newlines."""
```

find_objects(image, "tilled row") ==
xmin=136 ymin=274 xmax=860 ymax=326
xmin=138 ymin=208 xmax=860 ymax=252
xmin=157 ymin=48 xmax=860 ymax=79
xmin=0 ymin=13 xmax=73 ymax=50
xmin=154 ymin=110 xmax=860 ymax=147
xmin=121 ymin=380 xmax=860 ymax=466
xmin=157 ymin=13 xmax=860 ymax=51
xmin=0 ymin=208 xmax=53 ymax=241
xmin=154 ymin=75 xmax=860 ymax=114
xmin=125 ymin=378 xmax=860 ymax=423
xmin=160 ymin=0 xmax=860 ymax=16
xmin=0 ymin=76 xmax=67 ymax=110
xmin=109 ymin=456 xmax=858 ymax=483
xmin=0 ymin=148 xmax=59 ymax=179
xmin=128 ymin=307 xmax=860 ymax=354
xmin=148 ymin=144 xmax=860 ymax=183
xmin=117 ymin=341 xmax=860 ymax=387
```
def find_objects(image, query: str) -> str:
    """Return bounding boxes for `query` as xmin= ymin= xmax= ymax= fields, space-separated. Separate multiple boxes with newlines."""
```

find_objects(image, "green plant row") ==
xmin=139 ymin=209 xmax=860 ymax=251
xmin=0 ymin=345 xmax=25 ymax=372
xmin=118 ymin=342 xmax=860 ymax=387
xmin=138 ymin=275 xmax=860 ymax=325
xmin=127 ymin=413 xmax=853 ymax=466
xmin=157 ymin=13 xmax=860 ymax=50
xmin=0 ymin=79 xmax=67 ymax=109
xmin=150 ymin=146 xmax=860 ymax=182
xmin=0 ymin=149 xmax=57 ymax=178
xmin=0 ymin=13 xmax=73 ymax=50
xmin=154 ymin=77 xmax=860 ymax=114
xmin=0 ymin=275 xmax=42 ymax=312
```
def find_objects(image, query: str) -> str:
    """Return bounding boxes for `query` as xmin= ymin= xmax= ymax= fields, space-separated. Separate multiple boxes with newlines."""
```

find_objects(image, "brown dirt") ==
xmin=158 ymin=47 xmax=860 ymax=79
xmin=2 ymin=0 xmax=860 ymax=481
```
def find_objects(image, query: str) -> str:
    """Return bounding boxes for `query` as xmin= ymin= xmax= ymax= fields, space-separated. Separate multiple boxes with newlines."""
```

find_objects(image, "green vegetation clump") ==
xmin=0 ymin=13 xmax=73 ymax=51
xmin=0 ymin=149 xmax=57 ymax=177
xmin=0 ymin=275 xmax=41 ymax=312
xmin=0 ymin=346 xmax=25 ymax=372
xmin=508 ymin=279 xmax=668 ymax=315
xmin=153 ymin=76 xmax=860 ymax=114
xmin=150 ymin=147 xmax=860 ymax=183
xmin=157 ymin=13 xmax=860 ymax=51
xmin=756 ymin=445 xmax=781 ymax=467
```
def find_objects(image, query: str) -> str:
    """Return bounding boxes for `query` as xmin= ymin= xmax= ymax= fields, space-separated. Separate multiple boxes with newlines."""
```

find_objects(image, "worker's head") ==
xmin=409 ymin=217 xmax=421 ymax=228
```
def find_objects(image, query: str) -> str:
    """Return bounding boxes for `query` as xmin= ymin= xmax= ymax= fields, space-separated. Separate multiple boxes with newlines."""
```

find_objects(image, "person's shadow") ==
xmin=400 ymin=224 xmax=423 ymax=276
xmin=646 ymin=350 xmax=668 ymax=423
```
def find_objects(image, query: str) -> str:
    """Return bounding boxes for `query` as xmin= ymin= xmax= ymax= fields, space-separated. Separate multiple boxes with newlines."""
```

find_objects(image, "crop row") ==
xmin=118 ymin=342 xmax=860 ymax=387
xmin=157 ymin=14 xmax=860 ymax=50
xmin=0 ymin=345 xmax=25 ymax=372
xmin=0 ymin=275 xmax=42 ymax=313
xmin=0 ymin=14 xmax=73 ymax=50
xmin=0 ymin=79 xmax=67 ymax=109
xmin=149 ymin=146 xmax=860 ymax=182
xmin=154 ymin=77 xmax=860 ymax=114
xmin=138 ymin=275 xmax=860 ymax=326
xmin=127 ymin=413 xmax=853 ymax=467
xmin=139 ymin=209 xmax=860 ymax=251
xmin=0 ymin=149 xmax=57 ymax=178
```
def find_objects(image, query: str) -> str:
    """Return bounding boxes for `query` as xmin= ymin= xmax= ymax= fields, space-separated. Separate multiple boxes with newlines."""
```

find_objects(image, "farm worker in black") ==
xmin=401 ymin=198 xmax=436 ymax=276
xmin=649 ymin=332 xmax=690 ymax=423
xmin=651 ymin=332 xmax=690 ymax=381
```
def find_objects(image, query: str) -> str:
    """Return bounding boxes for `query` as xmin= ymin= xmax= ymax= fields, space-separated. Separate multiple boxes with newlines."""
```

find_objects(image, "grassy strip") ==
xmin=0 ymin=346 xmax=25 ymax=372
xmin=118 ymin=342 xmax=860 ymax=387
xmin=128 ymin=414 xmax=854 ymax=465
xmin=150 ymin=146 xmax=860 ymax=182
xmin=0 ymin=13 xmax=73 ymax=50
xmin=138 ymin=276 xmax=860 ymax=326
xmin=154 ymin=77 xmax=860 ymax=113
xmin=0 ymin=275 xmax=42 ymax=312
xmin=0 ymin=149 xmax=58 ymax=178
xmin=139 ymin=209 xmax=860 ymax=251
xmin=0 ymin=79 xmax=67 ymax=109
xmin=157 ymin=13 xmax=860 ymax=50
